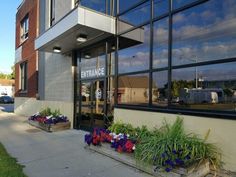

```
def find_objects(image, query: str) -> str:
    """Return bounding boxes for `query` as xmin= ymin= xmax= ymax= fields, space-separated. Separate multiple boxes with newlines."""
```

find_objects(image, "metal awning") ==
xmin=35 ymin=6 xmax=116 ymax=54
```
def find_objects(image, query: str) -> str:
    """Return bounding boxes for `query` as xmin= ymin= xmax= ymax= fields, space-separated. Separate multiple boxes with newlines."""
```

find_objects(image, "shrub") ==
xmin=108 ymin=121 xmax=136 ymax=137
xmin=134 ymin=117 xmax=222 ymax=172
xmin=39 ymin=108 xmax=61 ymax=117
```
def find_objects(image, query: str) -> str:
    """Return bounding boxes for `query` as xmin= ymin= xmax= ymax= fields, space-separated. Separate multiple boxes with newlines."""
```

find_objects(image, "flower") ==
xmin=165 ymin=167 xmax=172 ymax=172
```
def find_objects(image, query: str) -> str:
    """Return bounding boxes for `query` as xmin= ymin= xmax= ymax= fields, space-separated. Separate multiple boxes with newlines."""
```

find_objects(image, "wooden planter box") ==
xmin=28 ymin=120 xmax=71 ymax=132
xmin=88 ymin=143 xmax=210 ymax=177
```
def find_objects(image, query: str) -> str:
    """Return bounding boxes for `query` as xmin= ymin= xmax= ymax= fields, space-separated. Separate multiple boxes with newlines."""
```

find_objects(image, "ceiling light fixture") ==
xmin=53 ymin=47 xmax=61 ymax=53
xmin=77 ymin=34 xmax=88 ymax=42
xmin=84 ymin=53 xmax=91 ymax=59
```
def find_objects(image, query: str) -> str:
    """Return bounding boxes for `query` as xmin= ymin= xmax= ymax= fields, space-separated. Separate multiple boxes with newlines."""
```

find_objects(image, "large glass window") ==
xmin=153 ymin=18 xmax=168 ymax=69
xmin=154 ymin=0 xmax=168 ymax=18
xmin=79 ymin=0 xmax=106 ymax=14
xmin=172 ymin=0 xmax=236 ymax=66
xmin=118 ymin=0 xmax=143 ymax=14
xmin=118 ymin=73 xmax=149 ymax=105
xmin=172 ymin=0 xmax=198 ymax=10
xmin=80 ymin=45 xmax=106 ymax=79
xmin=152 ymin=71 xmax=168 ymax=107
xmin=118 ymin=1 xmax=151 ymax=34
xmin=171 ymin=62 xmax=236 ymax=112
xmin=118 ymin=25 xmax=150 ymax=74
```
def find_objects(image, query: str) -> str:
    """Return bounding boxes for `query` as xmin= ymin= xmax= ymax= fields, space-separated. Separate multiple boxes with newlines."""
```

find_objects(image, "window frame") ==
xmin=50 ymin=0 xmax=55 ymax=26
xmin=114 ymin=0 xmax=236 ymax=119
xmin=20 ymin=14 xmax=29 ymax=42
xmin=19 ymin=62 xmax=28 ymax=92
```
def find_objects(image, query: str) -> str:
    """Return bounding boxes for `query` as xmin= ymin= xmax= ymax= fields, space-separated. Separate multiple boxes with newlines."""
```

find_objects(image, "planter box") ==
xmin=87 ymin=143 xmax=210 ymax=177
xmin=28 ymin=120 xmax=71 ymax=132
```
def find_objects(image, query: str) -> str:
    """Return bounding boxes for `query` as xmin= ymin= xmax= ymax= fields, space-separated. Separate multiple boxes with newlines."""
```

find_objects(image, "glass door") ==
xmin=80 ymin=79 xmax=105 ymax=130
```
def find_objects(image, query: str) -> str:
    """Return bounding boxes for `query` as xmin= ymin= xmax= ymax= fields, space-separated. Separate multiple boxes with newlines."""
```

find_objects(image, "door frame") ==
xmin=78 ymin=78 xmax=106 ymax=130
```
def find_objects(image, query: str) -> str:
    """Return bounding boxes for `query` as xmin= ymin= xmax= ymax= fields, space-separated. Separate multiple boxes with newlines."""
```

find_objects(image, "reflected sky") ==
xmin=118 ymin=0 xmax=236 ymax=78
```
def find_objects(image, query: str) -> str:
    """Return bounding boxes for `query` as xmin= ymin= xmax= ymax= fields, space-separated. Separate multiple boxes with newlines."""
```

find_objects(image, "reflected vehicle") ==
xmin=179 ymin=88 xmax=221 ymax=104
xmin=0 ymin=96 xmax=14 ymax=104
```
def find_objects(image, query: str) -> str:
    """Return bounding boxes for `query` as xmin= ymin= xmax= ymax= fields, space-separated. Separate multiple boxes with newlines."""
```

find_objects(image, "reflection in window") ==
xmin=20 ymin=14 xmax=29 ymax=42
xmin=171 ymin=62 xmax=236 ymax=112
xmin=172 ymin=0 xmax=236 ymax=66
xmin=152 ymin=71 xmax=168 ymax=106
xmin=119 ymin=0 xmax=143 ymax=14
xmin=108 ymin=44 xmax=115 ymax=76
xmin=107 ymin=77 xmax=115 ymax=116
xmin=79 ymin=0 xmax=106 ymax=14
xmin=154 ymin=0 xmax=168 ymax=18
xmin=118 ymin=1 xmax=151 ymax=33
xmin=172 ymin=0 xmax=198 ymax=9
xmin=153 ymin=18 xmax=168 ymax=69
xmin=80 ymin=45 xmax=106 ymax=79
xmin=118 ymin=73 xmax=149 ymax=105
xmin=118 ymin=25 xmax=150 ymax=74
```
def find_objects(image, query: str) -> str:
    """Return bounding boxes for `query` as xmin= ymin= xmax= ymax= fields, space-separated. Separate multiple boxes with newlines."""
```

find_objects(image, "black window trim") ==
xmin=114 ymin=0 xmax=236 ymax=119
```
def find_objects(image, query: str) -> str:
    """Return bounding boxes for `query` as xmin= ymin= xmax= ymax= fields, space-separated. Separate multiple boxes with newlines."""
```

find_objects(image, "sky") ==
xmin=0 ymin=1 xmax=21 ymax=74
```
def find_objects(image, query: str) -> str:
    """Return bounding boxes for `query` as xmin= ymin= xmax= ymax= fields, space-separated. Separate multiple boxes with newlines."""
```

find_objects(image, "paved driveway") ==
xmin=0 ymin=112 xmax=152 ymax=177
xmin=0 ymin=103 xmax=14 ymax=112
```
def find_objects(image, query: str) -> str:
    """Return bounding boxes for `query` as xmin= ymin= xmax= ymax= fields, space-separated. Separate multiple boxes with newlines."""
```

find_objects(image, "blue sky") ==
xmin=0 ymin=0 xmax=21 ymax=74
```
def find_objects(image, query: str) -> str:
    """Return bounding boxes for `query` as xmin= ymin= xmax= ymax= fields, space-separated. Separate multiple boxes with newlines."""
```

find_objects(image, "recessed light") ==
xmin=77 ymin=34 xmax=87 ymax=42
xmin=84 ymin=53 xmax=91 ymax=59
xmin=53 ymin=47 xmax=61 ymax=53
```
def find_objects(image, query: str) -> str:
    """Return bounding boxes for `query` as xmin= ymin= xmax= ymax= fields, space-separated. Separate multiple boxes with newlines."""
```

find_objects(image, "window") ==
xmin=118 ymin=25 xmax=150 ymax=74
xmin=118 ymin=1 xmax=151 ymax=34
xmin=20 ymin=14 xmax=29 ymax=42
xmin=50 ymin=0 xmax=55 ymax=26
xmin=76 ymin=0 xmax=106 ymax=14
xmin=119 ymin=0 xmax=143 ymax=14
xmin=172 ymin=0 xmax=236 ymax=66
xmin=153 ymin=18 xmax=168 ymax=69
xmin=152 ymin=71 xmax=168 ymax=107
xmin=172 ymin=0 xmax=198 ymax=10
xmin=118 ymin=73 xmax=149 ymax=105
xmin=20 ymin=62 xmax=27 ymax=91
xmin=154 ymin=0 xmax=168 ymax=18
xmin=171 ymin=62 xmax=236 ymax=112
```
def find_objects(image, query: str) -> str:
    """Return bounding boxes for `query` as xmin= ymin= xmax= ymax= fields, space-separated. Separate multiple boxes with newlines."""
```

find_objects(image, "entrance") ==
xmin=80 ymin=79 xmax=106 ymax=130
xmin=76 ymin=42 xmax=115 ymax=130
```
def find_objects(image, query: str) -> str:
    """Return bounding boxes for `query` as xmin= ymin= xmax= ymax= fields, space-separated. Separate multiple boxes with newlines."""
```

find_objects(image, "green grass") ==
xmin=0 ymin=143 xmax=27 ymax=177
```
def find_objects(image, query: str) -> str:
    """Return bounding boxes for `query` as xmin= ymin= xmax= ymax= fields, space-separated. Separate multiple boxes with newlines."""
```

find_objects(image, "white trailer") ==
xmin=179 ymin=88 xmax=223 ymax=104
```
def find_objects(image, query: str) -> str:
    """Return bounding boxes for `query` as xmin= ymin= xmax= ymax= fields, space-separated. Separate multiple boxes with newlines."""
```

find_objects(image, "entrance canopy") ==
xmin=35 ymin=6 xmax=116 ymax=54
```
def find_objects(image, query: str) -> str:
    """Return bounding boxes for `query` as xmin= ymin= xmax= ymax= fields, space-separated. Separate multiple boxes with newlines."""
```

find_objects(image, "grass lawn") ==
xmin=0 ymin=143 xmax=27 ymax=177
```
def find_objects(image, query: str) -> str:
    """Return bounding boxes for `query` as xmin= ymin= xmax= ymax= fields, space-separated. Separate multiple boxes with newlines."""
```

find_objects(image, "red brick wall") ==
xmin=15 ymin=0 xmax=38 ymax=98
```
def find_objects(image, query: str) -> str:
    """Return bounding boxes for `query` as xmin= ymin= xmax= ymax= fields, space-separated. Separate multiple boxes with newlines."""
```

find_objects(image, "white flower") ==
xmin=132 ymin=145 xmax=136 ymax=150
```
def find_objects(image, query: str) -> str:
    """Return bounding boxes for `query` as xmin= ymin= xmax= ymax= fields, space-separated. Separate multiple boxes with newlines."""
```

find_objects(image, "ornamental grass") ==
xmin=134 ymin=117 xmax=222 ymax=172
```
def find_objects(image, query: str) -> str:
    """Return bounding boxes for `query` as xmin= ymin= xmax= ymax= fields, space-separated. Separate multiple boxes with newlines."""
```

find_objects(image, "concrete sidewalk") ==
xmin=0 ymin=112 xmax=152 ymax=177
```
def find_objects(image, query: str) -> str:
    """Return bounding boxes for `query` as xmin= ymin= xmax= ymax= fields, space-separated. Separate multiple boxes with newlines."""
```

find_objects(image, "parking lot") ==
xmin=0 ymin=103 xmax=14 ymax=112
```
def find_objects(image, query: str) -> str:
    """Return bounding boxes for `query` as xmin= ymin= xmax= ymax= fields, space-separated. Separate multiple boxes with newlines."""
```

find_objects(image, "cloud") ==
xmin=173 ymin=13 xmax=186 ymax=23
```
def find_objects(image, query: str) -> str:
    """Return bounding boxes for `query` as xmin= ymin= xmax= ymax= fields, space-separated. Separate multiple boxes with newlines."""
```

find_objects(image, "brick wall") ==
xmin=15 ymin=0 xmax=38 ymax=98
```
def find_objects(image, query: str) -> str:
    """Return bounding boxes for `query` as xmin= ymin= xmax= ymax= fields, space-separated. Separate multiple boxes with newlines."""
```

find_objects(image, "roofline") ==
xmin=17 ymin=0 xmax=25 ymax=10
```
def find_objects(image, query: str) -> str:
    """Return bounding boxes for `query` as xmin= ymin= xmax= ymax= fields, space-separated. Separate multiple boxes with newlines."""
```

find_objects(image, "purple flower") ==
xmin=84 ymin=134 xmax=92 ymax=145
xmin=175 ymin=158 xmax=184 ymax=165
xmin=161 ymin=153 xmax=166 ymax=158
xmin=172 ymin=150 xmax=177 ymax=154
xmin=165 ymin=159 xmax=174 ymax=167
xmin=185 ymin=155 xmax=191 ymax=160
xmin=165 ymin=167 xmax=172 ymax=172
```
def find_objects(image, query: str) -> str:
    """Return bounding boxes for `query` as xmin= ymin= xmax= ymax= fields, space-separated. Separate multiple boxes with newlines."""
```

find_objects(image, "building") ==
xmin=15 ymin=0 xmax=38 ymax=100
xmin=0 ymin=79 xmax=15 ymax=96
xmin=14 ymin=0 xmax=236 ymax=171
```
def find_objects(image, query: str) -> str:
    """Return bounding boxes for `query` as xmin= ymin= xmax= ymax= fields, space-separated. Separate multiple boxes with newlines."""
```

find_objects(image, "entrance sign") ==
xmin=81 ymin=67 xmax=105 ymax=79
